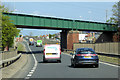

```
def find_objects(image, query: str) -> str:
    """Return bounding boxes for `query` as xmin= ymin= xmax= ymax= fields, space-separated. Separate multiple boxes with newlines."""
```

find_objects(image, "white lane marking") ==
xmin=99 ymin=62 xmax=119 ymax=68
xmin=62 ymin=52 xmax=120 ymax=68
xmin=24 ymin=40 xmax=38 ymax=78
xmin=25 ymin=77 xmax=30 ymax=79
xmin=31 ymin=70 xmax=35 ymax=72
xmin=29 ymin=72 xmax=33 ymax=74
xmin=32 ymin=67 xmax=36 ymax=70
xmin=27 ymin=74 xmax=32 ymax=77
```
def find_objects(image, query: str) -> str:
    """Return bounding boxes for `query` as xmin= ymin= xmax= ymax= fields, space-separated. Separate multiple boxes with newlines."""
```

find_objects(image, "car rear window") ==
xmin=46 ymin=46 xmax=58 ymax=51
xmin=77 ymin=50 xmax=95 ymax=54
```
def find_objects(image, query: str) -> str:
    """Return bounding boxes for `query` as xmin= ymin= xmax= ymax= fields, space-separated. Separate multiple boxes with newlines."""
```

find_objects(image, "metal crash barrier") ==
xmin=0 ymin=49 xmax=21 ymax=68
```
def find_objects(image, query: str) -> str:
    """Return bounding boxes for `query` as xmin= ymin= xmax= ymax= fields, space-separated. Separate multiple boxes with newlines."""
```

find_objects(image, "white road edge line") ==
xmin=62 ymin=52 xmax=120 ymax=68
xmin=25 ymin=77 xmax=30 ymax=79
xmin=29 ymin=72 xmax=33 ymax=74
xmin=27 ymin=74 xmax=32 ymax=77
xmin=99 ymin=62 xmax=119 ymax=68
xmin=24 ymin=40 xmax=38 ymax=78
xmin=31 ymin=70 xmax=35 ymax=72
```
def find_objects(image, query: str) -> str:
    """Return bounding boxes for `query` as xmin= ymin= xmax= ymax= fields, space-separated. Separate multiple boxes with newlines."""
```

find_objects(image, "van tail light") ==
xmin=59 ymin=48 xmax=61 ymax=54
xmin=43 ymin=49 xmax=45 ymax=55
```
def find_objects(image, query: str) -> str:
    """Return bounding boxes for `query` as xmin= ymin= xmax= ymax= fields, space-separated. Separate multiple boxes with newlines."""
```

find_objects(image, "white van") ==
xmin=43 ymin=44 xmax=61 ymax=63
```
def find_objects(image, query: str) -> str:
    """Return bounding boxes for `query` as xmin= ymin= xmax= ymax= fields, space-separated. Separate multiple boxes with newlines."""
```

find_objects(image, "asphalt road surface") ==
xmin=12 ymin=41 xmax=119 ymax=79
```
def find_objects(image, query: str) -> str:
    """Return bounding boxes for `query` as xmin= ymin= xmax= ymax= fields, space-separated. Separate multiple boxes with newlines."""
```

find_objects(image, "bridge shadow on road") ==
xmin=18 ymin=51 xmax=43 ymax=54
xmin=38 ymin=61 xmax=60 ymax=64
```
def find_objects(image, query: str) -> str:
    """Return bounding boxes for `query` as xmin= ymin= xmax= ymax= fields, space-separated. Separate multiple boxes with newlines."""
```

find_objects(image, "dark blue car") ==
xmin=70 ymin=48 xmax=99 ymax=68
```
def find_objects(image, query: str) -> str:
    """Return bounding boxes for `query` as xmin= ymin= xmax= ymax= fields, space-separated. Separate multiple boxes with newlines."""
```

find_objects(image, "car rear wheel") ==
xmin=43 ymin=58 xmax=47 ymax=63
xmin=43 ymin=60 xmax=47 ymax=63
xmin=94 ymin=64 xmax=99 ymax=68
xmin=71 ymin=61 xmax=74 ymax=66
xmin=57 ymin=60 xmax=61 ymax=63
xmin=73 ymin=63 xmax=76 ymax=68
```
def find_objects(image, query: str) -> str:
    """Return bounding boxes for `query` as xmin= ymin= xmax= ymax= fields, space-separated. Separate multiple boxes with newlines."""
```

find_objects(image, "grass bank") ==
xmin=98 ymin=55 xmax=120 ymax=66
xmin=16 ymin=42 xmax=26 ymax=52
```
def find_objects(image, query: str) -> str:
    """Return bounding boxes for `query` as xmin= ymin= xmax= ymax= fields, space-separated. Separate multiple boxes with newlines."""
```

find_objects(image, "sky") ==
xmin=2 ymin=1 xmax=118 ymax=36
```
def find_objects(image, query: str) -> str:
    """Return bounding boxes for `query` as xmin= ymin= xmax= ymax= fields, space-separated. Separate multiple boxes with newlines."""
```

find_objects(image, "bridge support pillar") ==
xmin=96 ymin=32 xmax=114 ymax=43
xmin=67 ymin=30 xmax=79 ymax=50
xmin=61 ymin=30 xmax=79 ymax=51
xmin=60 ymin=30 xmax=67 ymax=51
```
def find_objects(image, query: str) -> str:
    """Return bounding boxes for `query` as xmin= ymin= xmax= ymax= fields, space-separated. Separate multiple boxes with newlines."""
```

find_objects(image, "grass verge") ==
xmin=98 ymin=55 xmax=120 ymax=66
xmin=16 ymin=42 xmax=26 ymax=52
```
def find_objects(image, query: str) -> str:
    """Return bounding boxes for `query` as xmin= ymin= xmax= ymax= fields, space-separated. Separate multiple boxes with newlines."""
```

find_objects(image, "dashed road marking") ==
xmin=27 ymin=74 xmax=32 ymax=77
xmin=32 ymin=67 xmax=36 ymax=70
xmin=24 ymin=40 xmax=38 ymax=79
xmin=29 ymin=72 xmax=33 ymax=74
xmin=31 ymin=70 xmax=35 ymax=72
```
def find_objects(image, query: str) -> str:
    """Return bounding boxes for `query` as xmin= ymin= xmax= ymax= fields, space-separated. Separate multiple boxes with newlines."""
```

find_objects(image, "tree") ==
xmin=107 ymin=2 xmax=120 ymax=42
xmin=1 ymin=5 xmax=20 ymax=51
xmin=49 ymin=34 xmax=52 ymax=38
xmin=52 ymin=34 xmax=56 ymax=39
xmin=107 ymin=2 xmax=120 ymax=25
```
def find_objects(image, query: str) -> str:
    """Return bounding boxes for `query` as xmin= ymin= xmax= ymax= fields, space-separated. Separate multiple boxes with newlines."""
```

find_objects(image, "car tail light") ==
xmin=76 ymin=54 xmax=97 ymax=56
xmin=91 ymin=54 xmax=97 ymax=56
xmin=76 ymin=54 xmax=82 ymax=56
xmin=43 ymin=49 xmax=45 ymax=55
xmin=76 ymin=54 xmax=87 ymax=56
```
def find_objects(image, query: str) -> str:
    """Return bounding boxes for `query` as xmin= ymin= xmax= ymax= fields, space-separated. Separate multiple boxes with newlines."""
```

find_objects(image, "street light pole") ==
xmin=106 ymin=10 xmax=108 ymax=22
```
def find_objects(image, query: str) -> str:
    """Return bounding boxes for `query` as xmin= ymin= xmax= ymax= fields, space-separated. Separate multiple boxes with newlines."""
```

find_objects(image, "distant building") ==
xmin=79 ymin=34 xmax=87 ymax=43
xmin=78 ymin=31 xmax=99 ymax=43
xmin=42 ymin=35 xmax=46 ymax=39
xmin=55 ymin=33 xmax=60 ymax=39
xmin=46 ymin=34 xmax=49 ymax=39
xmin=113 ymin=28 xmax=120 ymax=42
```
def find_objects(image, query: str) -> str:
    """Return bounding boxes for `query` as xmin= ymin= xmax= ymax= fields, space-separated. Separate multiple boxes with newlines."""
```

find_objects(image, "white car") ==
xmin=43 ymin=44 xmax=61 ymax=63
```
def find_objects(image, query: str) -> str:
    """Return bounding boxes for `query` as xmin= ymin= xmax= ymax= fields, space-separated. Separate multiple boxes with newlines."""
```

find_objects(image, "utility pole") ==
xmin=118 ymin=1 xmax=120 ymax=27
xmin=13 ymin=0 xmax=15 ymax=11
xmin=106 ymin=10 xmax=108 ymax=22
